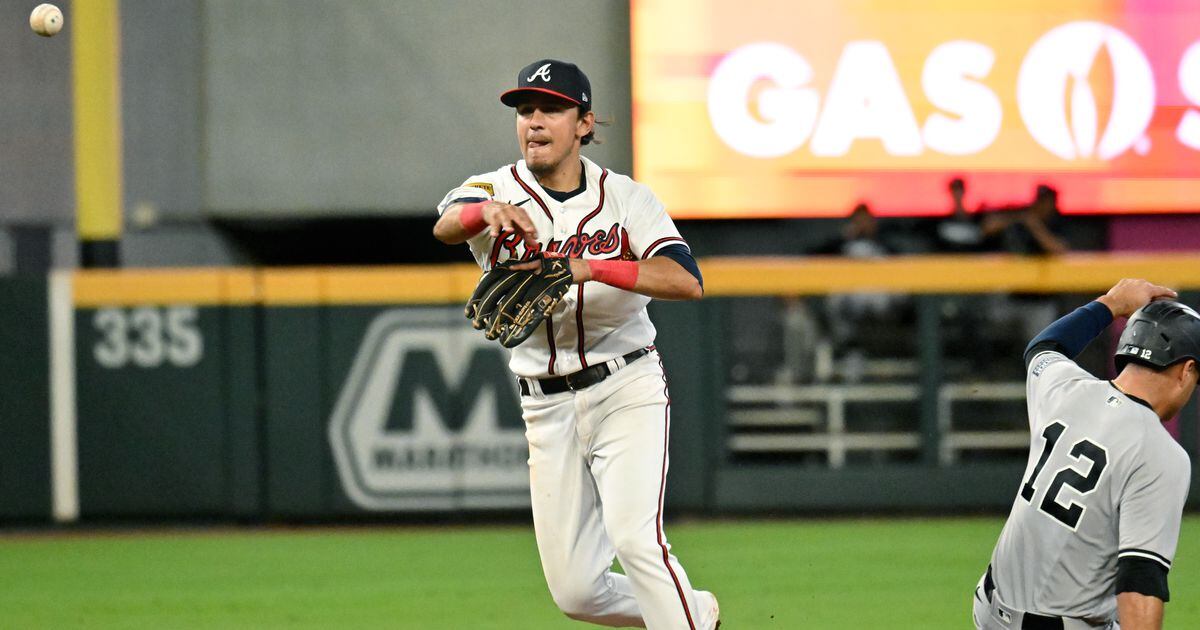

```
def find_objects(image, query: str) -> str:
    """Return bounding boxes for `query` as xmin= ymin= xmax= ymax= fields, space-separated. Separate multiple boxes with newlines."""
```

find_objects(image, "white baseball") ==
xmin=30 ymin=3 xmax=63 ymax=37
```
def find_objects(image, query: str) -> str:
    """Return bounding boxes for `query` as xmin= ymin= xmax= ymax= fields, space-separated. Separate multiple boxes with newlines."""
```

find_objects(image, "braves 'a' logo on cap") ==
xmin=527 ymin=63 xmax=552 ymax=82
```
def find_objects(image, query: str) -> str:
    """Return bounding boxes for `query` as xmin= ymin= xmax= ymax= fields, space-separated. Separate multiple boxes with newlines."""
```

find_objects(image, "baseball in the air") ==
xmin=30 ymin=4 xmax=63 ymax=37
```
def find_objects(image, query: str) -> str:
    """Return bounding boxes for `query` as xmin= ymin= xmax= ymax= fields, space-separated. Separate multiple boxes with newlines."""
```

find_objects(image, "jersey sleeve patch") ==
xmin=437 ymin=181 xmax=497 ymax=216
xmin=1030 ymin=351 xmax=1066 ymax=377
xmin=466 ymin=182 xmax=494 ymax=197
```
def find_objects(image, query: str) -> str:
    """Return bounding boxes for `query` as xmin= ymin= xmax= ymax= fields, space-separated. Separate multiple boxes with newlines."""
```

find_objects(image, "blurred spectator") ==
xmin=979 ymin=185 xmax=1068 ymax=342
xmin=981 ymin=184 xmax=1070 ymax=255
xmin=930 ymin=177 xmax=987 ymax=253
xmin=812 ymin=203 xmax=907 ymax=381
xmin=812 ymin=203 xmax=895 ymax=257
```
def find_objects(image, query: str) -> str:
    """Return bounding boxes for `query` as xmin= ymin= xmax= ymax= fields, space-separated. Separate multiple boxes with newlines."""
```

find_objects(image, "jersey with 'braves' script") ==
xmin=987 ymin=350 xmax=1190 ymax=623
xmin=437 ymin=156 xmax=687 ymax=378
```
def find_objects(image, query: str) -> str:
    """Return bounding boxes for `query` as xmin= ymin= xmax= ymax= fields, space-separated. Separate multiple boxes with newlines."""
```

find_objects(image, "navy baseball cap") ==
xmin=500 ymin=59 xmax=592 ymax=112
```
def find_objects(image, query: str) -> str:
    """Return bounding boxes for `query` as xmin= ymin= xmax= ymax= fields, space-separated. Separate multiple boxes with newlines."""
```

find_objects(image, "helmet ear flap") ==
xmin=1114 ymin=353 xmax=1129 ymax=373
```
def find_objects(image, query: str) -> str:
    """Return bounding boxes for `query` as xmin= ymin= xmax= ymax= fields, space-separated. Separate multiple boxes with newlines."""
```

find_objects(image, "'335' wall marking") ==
xmin=91 ymin=306 xmax=203 ymax=369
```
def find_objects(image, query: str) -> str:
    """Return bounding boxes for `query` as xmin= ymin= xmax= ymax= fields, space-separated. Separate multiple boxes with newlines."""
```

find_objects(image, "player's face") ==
xmin=515 ymin=96 xmax=592 ymax=175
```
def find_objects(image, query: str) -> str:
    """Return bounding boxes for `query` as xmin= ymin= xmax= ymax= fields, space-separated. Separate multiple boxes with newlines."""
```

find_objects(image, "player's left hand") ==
xmin=1097 ymin=278 xmax=1178 ymax=318
xmin=506 ymin=256 xmax=591 ymax=284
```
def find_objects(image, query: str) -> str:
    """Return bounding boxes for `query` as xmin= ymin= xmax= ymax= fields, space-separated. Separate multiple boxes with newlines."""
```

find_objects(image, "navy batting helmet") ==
xmin=1115 ymin=300 xmax=1200 ymax=372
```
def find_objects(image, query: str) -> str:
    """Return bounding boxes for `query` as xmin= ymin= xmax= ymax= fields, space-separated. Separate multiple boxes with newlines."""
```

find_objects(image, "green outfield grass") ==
xmin=1 ymin=516 xmax=1198 ymax=628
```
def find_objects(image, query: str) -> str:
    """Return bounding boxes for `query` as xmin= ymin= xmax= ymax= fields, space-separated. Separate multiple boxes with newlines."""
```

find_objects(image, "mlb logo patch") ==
xmin=1106 ymin=396 xmax=1122 ymax=407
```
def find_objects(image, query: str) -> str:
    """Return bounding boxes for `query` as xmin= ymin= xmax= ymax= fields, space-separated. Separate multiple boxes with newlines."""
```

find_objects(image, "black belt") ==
xmin=984 ymin=565 xmax=1064 ymax=630
xmin=519 ymin=347 xmax=651 ymax=396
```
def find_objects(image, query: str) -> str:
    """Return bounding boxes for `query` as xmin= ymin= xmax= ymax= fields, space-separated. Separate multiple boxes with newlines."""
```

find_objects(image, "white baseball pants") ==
xmin=521 ymin=350 xmax=717 ymax=629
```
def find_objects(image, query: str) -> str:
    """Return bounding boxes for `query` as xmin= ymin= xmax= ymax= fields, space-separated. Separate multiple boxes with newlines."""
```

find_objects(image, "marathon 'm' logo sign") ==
xmin=329 ymin=309 xmax=529 ymax=511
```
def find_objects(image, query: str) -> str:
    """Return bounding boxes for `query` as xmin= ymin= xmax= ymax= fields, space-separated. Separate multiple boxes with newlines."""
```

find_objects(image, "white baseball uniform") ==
xmin=438 ymin=156 xmax=718 ymax=629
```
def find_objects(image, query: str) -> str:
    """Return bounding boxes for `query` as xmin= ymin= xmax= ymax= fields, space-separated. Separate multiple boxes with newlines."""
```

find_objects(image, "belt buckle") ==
xmin=564 ymin=371 xmax=586 ymax=391
xmin=565 ymin=367 xmax=603 ymax=391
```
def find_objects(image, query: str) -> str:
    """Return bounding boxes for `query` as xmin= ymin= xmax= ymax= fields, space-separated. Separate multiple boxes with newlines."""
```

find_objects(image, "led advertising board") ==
xmin=632 ymin=0 xmax=1200 ymax=217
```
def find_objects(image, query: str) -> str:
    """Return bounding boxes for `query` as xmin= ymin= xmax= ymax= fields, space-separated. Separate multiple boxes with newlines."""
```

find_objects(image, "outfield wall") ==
xmin=0 ymin=278 xmax=51 ymax=519
xmin=3 ymin=255 xmax=1200 ymax=522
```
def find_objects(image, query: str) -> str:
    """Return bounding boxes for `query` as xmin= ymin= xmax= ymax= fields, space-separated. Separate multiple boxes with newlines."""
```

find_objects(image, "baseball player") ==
xmin=432 ymin=59 xmax=719 ymax=629
xmin=974 ymin=279 xmax=1199 ymax=630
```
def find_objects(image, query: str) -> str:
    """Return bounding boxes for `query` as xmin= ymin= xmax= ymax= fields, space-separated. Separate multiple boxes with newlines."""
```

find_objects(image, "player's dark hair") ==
xmin=580 ymin=107 xmax=611 ymax=146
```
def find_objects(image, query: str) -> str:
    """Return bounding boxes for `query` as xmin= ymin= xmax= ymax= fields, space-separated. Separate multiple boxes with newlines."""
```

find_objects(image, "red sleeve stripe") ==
xmin=510 ymin=165 xmax=554 ymax=222
xmin=644 ymin=236 xmax=687 ymax=259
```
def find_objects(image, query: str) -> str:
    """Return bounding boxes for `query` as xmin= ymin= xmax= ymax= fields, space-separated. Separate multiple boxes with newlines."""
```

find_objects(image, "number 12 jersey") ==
xmin=988 ymin=350 xmax=1191 ymax=623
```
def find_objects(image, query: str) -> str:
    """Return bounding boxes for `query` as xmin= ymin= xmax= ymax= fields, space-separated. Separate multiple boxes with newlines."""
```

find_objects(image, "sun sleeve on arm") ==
xmin=1024 ymin=301 xmax=1113 ymax=368
xmin=652 ymin=243 xmax=702 ymax=289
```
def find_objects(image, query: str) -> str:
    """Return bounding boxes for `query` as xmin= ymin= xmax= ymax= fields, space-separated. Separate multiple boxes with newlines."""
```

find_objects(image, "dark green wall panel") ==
xmin=715 ymin=464 xmax=1027 ymax=511
xmin=58 ymin=290 xmax=1200 ymax=521
xmin=75 ymin=305 xmax=259 ymax=517
xmin=0 ymin=278 xmax=51 ymax=520
xmin=648 ymin=300 xmax=724 ymax=511
xmin=261 ymin=306 xmax=328 ymax=516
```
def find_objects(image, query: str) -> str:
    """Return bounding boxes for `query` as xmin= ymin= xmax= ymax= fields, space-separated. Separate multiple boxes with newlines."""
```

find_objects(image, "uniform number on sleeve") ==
xmin=1019 ymin=421 xmax=1109 ymax=530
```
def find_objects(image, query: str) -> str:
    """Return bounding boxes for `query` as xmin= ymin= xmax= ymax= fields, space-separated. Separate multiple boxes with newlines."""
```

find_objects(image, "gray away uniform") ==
xmin=974 ymin=350 xmax=1190 ymax=629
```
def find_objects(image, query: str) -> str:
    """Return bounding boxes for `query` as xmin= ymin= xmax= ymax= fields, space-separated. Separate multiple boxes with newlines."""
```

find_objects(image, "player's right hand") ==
xmin=483 ymin=201 xmax=538 ymax=247
xmin=1097 ymin=278 xmax=1178 ymax=318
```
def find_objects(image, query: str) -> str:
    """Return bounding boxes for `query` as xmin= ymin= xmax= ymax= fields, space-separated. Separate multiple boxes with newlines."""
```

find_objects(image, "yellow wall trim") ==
xmin=74 ymin=269 xmax=258 ymax=307
xmin=71 ymin=255 xmax=1200 ymax=307
xmin=702 ymin=254 xmax=1200 ymax=296
xmin=258 ymin=265 xmax=482 ymax=305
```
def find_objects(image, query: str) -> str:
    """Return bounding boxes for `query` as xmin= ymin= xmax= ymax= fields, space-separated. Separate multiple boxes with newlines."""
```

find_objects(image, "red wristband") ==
xmin=587 ymin=259 xmax=639 ymax=290
xmin=458 ymin=202 xmax=488 ymax=236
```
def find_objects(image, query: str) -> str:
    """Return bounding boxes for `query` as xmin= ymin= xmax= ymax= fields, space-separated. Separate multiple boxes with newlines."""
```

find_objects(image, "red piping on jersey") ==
xmin=510 ymin=165 xmax=554 ymax=222
xmin=574 ymin=169 xmax=609 ymax=236
xmin=644 ymin=236 xmax=686 ymax=258
xmin=572 ymin=169 xmax=608 ymax=370
xmin=488 ymin=232 xmax=507 ymax=267
xmin=654 ymin=352 xmax=696 ymax=629
xmin=545 ymin=316 xmax=556 ymax=375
